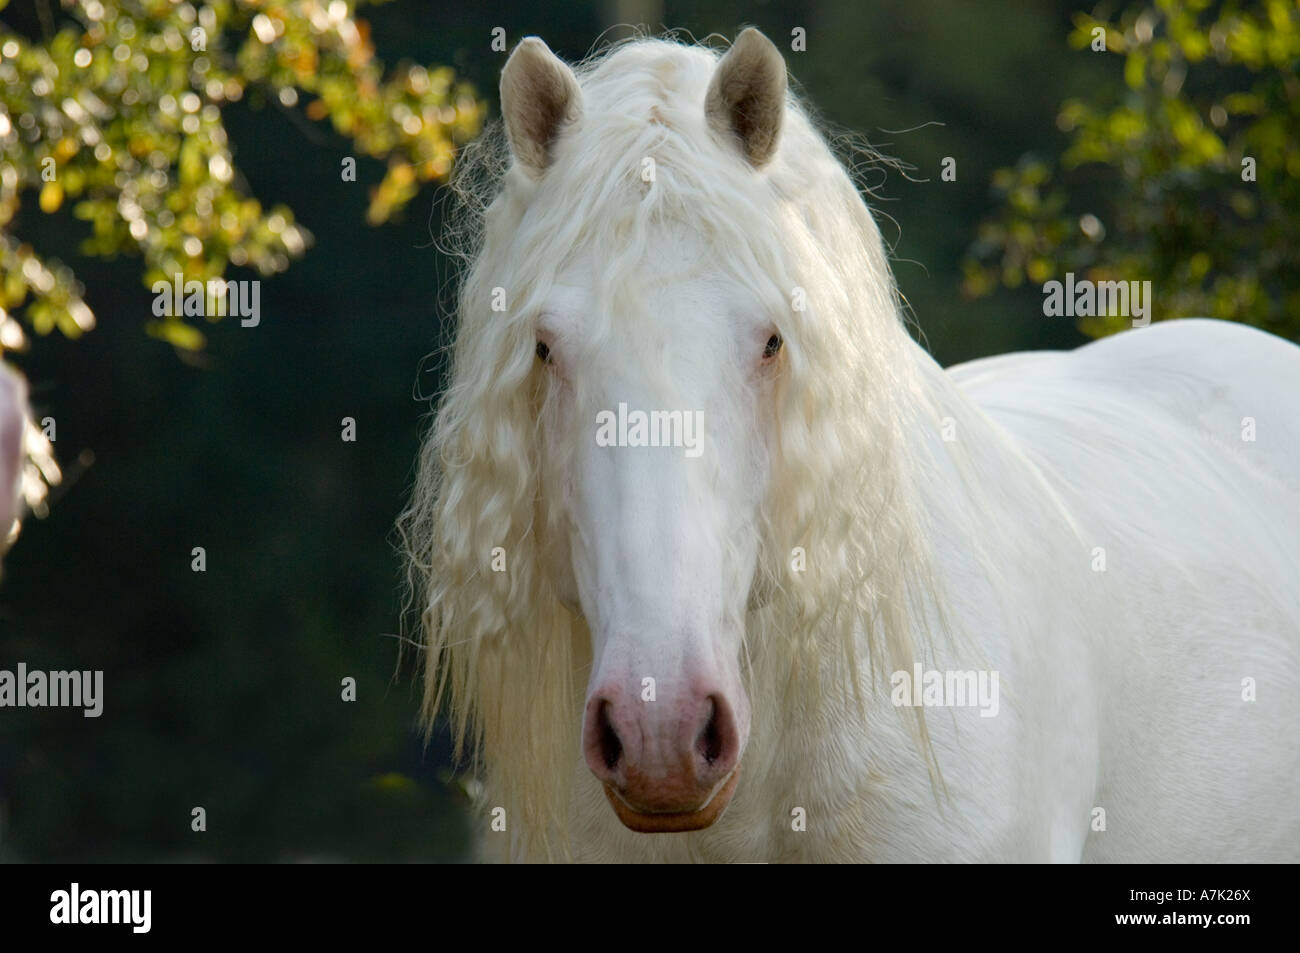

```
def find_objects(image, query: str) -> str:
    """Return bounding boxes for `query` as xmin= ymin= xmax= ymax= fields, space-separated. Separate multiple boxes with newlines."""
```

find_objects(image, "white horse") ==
xmin=401 ymin=29 xmax=1300 ymax=862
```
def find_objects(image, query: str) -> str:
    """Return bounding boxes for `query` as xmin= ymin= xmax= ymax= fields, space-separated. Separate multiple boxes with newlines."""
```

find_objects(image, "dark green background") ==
xmin=1 ymin=0 xmax=1103 ymax=861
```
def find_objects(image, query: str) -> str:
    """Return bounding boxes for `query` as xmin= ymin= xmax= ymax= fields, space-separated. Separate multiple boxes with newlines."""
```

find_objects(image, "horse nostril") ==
xmin=597 ymin=700 xmax=623 ymax=770
xmin=697 ymin=697 xmax=724 ymax=765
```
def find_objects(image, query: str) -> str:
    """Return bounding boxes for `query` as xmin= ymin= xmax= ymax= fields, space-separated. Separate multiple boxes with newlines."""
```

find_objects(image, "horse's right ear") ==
xmin=500 ymin=37 xmax=582 ymax=176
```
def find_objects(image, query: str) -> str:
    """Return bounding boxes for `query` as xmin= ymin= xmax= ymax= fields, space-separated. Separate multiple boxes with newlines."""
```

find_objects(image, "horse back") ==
xmin=949 ymin=318 xmax=1300 ymax=861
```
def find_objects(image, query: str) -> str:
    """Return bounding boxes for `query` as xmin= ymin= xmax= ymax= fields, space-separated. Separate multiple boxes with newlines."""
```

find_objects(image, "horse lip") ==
xmin=603 ymin=767 xmax=741 ymax=833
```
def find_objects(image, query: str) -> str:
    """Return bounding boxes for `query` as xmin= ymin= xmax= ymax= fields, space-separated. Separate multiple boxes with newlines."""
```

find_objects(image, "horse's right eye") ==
xmin=536 ymin=341 xmax=552 ymax=364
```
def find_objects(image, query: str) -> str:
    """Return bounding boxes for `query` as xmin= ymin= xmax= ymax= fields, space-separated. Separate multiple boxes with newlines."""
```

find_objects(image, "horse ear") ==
xmin=500 ymin=37 xmax=582 ymax=175
xmin=705 ymin=28 xmax=787 ymax=168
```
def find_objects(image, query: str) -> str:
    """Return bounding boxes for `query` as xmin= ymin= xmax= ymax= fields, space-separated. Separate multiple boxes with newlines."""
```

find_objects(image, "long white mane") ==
xmin=400 ymin=35 xmax=961 ymax=858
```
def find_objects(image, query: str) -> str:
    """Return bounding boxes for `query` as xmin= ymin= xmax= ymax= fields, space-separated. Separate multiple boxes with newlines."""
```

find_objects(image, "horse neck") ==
xmin=897 ymin=333 xmax=1077 ymax=540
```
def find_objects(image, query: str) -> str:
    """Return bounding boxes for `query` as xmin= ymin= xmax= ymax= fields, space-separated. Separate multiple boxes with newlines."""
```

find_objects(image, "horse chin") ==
xmin=603 ymin=767 xmax=741 ymax=834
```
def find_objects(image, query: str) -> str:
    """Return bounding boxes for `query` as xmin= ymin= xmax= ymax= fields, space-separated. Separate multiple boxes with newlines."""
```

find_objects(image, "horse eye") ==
xmin=763 ymin=334 xmax=783 ymax=360
xmin=536 ymin=341 xmax=552 ymax=364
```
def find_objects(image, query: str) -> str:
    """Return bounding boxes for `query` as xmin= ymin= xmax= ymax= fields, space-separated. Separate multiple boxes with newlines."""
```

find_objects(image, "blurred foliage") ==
xmin=963 ymin=0 xmax=1300 ymax=339
xmin=0 ymin=0 xmax=483 ymax=353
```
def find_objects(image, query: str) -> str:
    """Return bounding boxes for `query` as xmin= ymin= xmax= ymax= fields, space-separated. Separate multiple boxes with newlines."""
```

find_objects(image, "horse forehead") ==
xmin=580 ymin=44 xmax=713 ymax=118
xmin=548 ymin=237 xmax=739 ymax=328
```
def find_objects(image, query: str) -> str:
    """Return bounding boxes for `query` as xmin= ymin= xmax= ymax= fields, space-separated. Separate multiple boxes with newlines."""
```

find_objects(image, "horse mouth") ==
xmin=602 ymin=767 xmax=741 ymax=833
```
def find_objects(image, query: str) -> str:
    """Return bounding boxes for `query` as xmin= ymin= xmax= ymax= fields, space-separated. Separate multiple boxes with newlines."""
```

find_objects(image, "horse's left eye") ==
xmin=536 ymin=341 xmax=552 ymax=364
xmin=763 ymin=334 xmax=783 ymax=360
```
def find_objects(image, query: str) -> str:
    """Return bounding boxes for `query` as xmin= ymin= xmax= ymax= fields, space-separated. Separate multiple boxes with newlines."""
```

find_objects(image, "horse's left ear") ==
xmin=500 ymin=37 xmax=583 ymax=175
xmin=705 ymin=28 xmax=787 ymax=168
